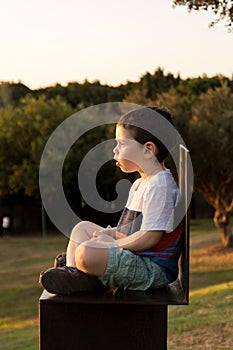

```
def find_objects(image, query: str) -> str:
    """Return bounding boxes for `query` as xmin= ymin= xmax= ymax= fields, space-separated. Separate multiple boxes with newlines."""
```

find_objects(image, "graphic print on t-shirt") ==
xmin=117 ymin=207 xmax=142 ymax=235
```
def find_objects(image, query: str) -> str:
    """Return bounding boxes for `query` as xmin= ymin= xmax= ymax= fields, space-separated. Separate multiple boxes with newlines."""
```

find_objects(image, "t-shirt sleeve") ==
xmin=140 ymin=181 xmax=178 ymax=233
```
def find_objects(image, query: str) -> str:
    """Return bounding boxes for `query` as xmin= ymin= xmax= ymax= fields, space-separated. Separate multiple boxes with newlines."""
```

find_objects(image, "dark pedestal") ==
xmin=39 ymin=290 xmax=168 ymax=350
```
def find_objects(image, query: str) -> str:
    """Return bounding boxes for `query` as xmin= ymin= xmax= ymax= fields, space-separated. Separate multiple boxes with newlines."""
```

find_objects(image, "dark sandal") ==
xmin=39 ymin=266 xmax=104 ymax=295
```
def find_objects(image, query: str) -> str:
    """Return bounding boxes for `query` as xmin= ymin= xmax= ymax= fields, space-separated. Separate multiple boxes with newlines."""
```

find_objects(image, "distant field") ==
xmin=0 ymin=219 xmax=232 ymax=350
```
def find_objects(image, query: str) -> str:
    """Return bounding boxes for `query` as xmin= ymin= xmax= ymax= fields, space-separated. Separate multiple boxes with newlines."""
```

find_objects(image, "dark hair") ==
xmin=118 ymin=106 xmax=175 ymax=163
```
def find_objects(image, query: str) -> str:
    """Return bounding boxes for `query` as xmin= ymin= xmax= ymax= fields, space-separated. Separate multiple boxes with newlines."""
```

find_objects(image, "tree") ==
xmin=0 ymin=82 xmax=31 ymax=107
xmin=123 ymin=68 xmax=180 ymax=104
xmin=155 ymin=84 xmax=233 ymax=248
xmin=0 ymin=95 xmax=73 ymax=198
xmin=155 ymin=87 xmax=193 ymax=139
xmin=189 ymin=83 xmax=233 ymax=247
xmin=123 ymin=87 xmax=154 ymax=105
xmin=176 ymin=75 xmax=223 ymax=100
xmin=173 ymin=0 xmax=233 ymax=30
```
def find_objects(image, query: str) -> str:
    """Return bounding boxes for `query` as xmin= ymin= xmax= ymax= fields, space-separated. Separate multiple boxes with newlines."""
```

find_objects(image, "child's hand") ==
xmin=97 ymin=227 xmax=116 ymax=238
xmin=92 ymin=231 xmax=115 ymax=242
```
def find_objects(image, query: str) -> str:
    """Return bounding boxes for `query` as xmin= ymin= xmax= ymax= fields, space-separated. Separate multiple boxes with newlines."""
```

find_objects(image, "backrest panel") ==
xmin=178 ymin=145 xmax=190 ymax=304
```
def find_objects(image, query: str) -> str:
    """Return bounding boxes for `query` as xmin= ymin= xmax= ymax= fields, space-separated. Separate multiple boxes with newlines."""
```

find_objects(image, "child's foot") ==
xmin=54 ymin=252 xmax=66 ymax=268
xmin=39 ymin=266 xmax=104 ymax=295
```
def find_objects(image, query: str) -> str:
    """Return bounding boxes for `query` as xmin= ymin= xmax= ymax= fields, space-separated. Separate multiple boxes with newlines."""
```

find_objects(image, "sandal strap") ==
xmin=54 ymin=252 xmax=66 ymax=267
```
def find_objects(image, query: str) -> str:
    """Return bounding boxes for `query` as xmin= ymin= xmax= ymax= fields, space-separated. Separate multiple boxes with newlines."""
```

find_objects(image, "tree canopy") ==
xmin=173 ymin=0 xmax=233 ymax=30
xmin=1 ymin=70 xmax=233 ymax=245
xmin=189 ymin=83 xmax=233 ymax=247
xmin=0 ymin=95 xmax=73 ymax=197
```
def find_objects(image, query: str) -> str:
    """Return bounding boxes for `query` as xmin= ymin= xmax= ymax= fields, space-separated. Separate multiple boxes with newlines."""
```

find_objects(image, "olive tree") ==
xmin=156 ymin=84 xmax=233 ymax=248
xmin=189 ymin=83 xmax=233 ymax=247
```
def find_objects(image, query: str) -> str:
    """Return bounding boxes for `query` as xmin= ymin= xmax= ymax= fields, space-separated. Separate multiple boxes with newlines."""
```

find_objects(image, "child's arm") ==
xmin=114 ymin=230 xmax=164 ymax=251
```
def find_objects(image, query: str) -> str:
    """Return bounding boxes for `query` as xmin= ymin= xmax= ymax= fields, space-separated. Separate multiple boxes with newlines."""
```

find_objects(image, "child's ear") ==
xmin=144 ymin=142 xmax=158 ymax=158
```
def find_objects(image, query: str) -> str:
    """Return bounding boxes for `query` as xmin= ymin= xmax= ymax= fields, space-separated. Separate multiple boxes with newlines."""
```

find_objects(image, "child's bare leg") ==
xmin=75 ymin=242 xmax=109 ymax=277
xmin=66 ymin=221 xmax=104 ymax=267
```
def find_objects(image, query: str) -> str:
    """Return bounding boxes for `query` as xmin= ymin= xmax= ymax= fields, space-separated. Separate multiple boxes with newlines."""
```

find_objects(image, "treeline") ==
xmin=1 ymin=67 xmax=232 ymax=109
xmin=1 ymin=66 xmax=231 ymax=200
xmin=0 ymin=68 xmax=233 ymax=246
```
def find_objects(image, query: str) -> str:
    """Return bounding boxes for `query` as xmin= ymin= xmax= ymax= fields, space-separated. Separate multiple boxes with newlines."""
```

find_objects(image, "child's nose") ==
xmin=113 ymin=145 xmax=118 ymax=154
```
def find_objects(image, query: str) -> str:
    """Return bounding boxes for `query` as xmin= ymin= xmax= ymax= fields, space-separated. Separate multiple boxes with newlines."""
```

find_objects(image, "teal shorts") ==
xmin=99 ymin=245 xmax=169 ymax=291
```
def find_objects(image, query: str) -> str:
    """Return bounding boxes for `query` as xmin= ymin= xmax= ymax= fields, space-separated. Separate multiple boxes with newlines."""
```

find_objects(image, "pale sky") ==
xmin=1 ymin=0 xmax=232 ymax=89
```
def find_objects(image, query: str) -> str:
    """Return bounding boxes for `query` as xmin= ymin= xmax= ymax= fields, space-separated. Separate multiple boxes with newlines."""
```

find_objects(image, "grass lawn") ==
xmin=0 ymin=234 xmax=68 ymax=350
xmin=169 ymin=219 xmax=233 ymax=350
xmin=0 ymin=219 xmax=233 ymax=350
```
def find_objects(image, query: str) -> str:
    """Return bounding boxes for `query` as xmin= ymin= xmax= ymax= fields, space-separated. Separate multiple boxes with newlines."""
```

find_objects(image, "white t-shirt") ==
xmin=117 ymin=169 xmax=180 ymax=234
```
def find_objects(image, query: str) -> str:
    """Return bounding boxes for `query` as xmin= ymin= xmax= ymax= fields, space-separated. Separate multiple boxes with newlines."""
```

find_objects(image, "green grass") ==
xmin=0 ymin=220 xmax=232 ymax=350
xmin=169 ymin=282 xmax=233 ymax=349
xmin=0 ymin=235 xmax=68 ymax=350
xmin=168 ymin=219 xmax=233 ymax=350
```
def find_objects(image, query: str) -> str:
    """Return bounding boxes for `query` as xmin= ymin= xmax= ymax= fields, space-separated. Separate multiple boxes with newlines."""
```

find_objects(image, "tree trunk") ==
xmin=213 ymin=209 xmax=233 ymax=248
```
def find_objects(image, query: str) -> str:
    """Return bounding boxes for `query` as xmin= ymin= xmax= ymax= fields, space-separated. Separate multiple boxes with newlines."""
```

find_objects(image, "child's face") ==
xmin=113 ymin=125 xmax=146 ymax=174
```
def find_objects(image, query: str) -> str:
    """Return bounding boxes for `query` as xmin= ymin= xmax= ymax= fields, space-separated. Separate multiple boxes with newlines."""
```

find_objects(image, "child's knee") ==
xmin=70 ymin=221 xmax=90 ymax=240
xmin=75 ymin=243 xmax=109 ymax=276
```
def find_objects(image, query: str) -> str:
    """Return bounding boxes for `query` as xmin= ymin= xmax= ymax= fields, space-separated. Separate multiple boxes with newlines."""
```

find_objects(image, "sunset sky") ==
xmin=1 ymin=0 xmax=232 ymax=89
